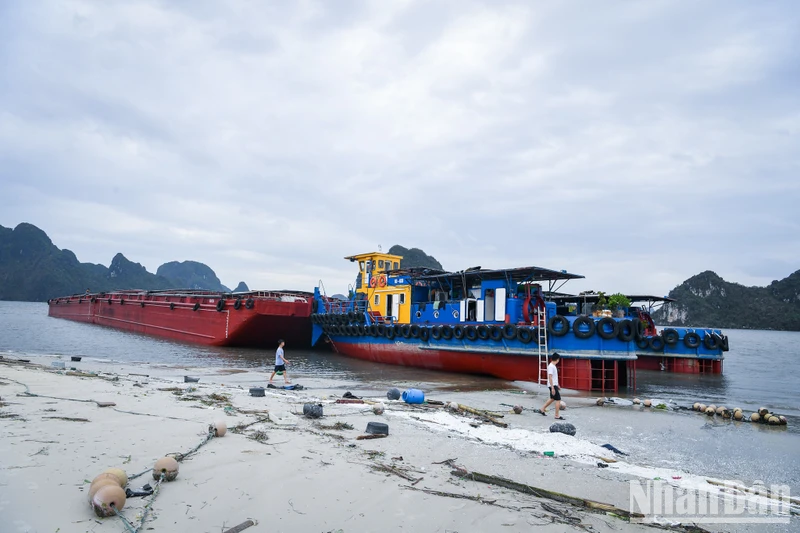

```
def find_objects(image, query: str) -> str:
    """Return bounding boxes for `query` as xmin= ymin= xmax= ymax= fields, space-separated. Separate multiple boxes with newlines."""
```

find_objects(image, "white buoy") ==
xmin=559 ymin=401 xmax=567 ymax=410
xmin=643 ymin=399 xmax=652 ymax=407
xmin=91 ymin=484 xmax=126 ymax=517
xmin=214 ymin=420 xmax=227 ymax=437
xmin=733 ymin=410 xmax=743 ymax=421
xmin=373 ymin=403 xmax=385 ymax=415
xmin=153 ymin=456 xmax=179 ymax=482
xmin=705 ymin=407 xmax=715 ymax=416
xmin=633 ymin=398 xmax=641 ymax=405
xmin=750 ymin=413 xmax=760 ymax=422
xmin=692 ymin=402 xmax=701 ymax=411
xmin=698 ymin=404 xmax=707 ymax=412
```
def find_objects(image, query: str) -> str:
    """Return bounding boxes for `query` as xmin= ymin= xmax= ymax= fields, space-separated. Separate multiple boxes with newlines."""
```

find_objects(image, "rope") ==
xmin=5 ymin=377 xmax=102 ymax=404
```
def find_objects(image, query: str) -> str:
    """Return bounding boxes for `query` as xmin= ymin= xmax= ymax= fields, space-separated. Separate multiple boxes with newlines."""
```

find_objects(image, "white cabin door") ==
xmin=391 ymin=295 xmax=400 ymax=321
xmin=459 ymin=300 xmax=466 ymax=322
xmin=495 ymin=288 xmax=507 ymax=322
xmin=477 ymin=300 xmax=485 ymax=322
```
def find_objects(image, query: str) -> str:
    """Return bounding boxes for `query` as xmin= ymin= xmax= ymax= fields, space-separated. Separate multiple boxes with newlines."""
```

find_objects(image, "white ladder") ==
xmin=536 ymin=307 xmax=549 ymax=385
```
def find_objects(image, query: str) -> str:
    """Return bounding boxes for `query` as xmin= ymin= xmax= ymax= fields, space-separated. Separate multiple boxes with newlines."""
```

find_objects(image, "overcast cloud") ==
xmin=1 ymin=1 xmax=798 ymax=296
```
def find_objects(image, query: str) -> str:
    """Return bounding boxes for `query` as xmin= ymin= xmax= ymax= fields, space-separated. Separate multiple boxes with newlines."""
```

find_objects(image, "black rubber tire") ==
xmin=377 ymin=324 xmax=387 ymax=337
xmin=453 ymin=325 xmax=465 ymax=340
xmin=140 ymin=301 xmax=145 ymax=308
xmin=369 ymin=325 xmax=379 ymax=336
xmin=386 ymin=325 xmax=396 ymax=340
xmin=107 ymin=298 xmax=112 ymax=305
xmin=617 ymin=319 xmax=635 ymax=342
xmin=347 ymin=311 xmax=356 ymax=322
xmin=90 ymin=297 xmax=96 ymax=303
xmin=704 ymin=334 xmax=720 ymax=350
xmin=649 ymin=336 xmax=665 ymax=352
xmin=502 ymin=324 xmax=517 ymax=340
xmin=547 ymin=315 xmax=570 ymax=337
xmin=431 ymin=326 xmax=442 ymax=340
xmin=216 ymin=299 xmax=225 ymax=312
xmin=358 ymin=325 xmax=367 ymax=336
xmin=120 ymin=299 xmax=125 ymax=305
xmin=401 ymin=324 xmax=411 ymax=338
xmin=410 ymin=325 xmax=420 ymax=338
xmin=358 ymin=313 xmax=366 ymax=324
xmin=636 ymin=336 xmax=650 ymax=350
xmin=245 ymin=298 xmax=255 ymax=309
xmin=476 ymin=325 xmax=490 ymax=340
xmin=663 ymin=328 xmax=679 ymax=346
xmin=572 ymin=315 xmax=595 ymax=339
xmin=234 ymin=299 xmax=242 ymax=310
xmin=489 ymin=325 xmax=503 ymax=341
xmin=419 ymin=327 xmax=430 ymax=342
xmin=464 ymin=325 xmax=478 ymax=341
xmin=516 ymin=327 xmax=533 ymax=344
xmin=632 ymin=318 xmax=646 ymax=339
xmin=720 ymin=335 xmax=730 ymax=352
xmin=441 ymin=325 xmax=453 ymax=340
xmin=170 ymin=302 xmax=175 ymax=310
xmin=596 ymin=317 xmax=618 ymax=340
xmin=192 ymin=302 xmax=200 ymax=312
xmin=684 ymin=332 xmax=701 ymax=348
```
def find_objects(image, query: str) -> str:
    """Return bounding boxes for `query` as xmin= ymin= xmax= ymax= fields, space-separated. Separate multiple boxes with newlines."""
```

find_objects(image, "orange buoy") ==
xmin=88 ymin=477 xmax=120 ymax=500
xmin=101 ymin=468 xmax=128 ymax=487
xmin=153 ymin=456 xmax=179 ymax=481
xmin=91 ymin=484 xmax=126 ymax=517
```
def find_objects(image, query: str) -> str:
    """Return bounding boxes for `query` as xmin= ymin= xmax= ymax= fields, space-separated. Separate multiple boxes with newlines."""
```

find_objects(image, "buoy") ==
xmin=692 ymin=402 xmax=700 ymax=411
xmin=448 ymin=401 xmax=460 ymax=412
xmin=512 ymin=405 xmax=523 ymax=414
xmin=715 ymin=406 xmax=727 ymax=416
xmin=101 ymin=468 xmax=127 ymax=487
xmin=779 ymin=416 xmax=787 ymax=425
xmin=373 ymin=403 xmax=385 ymax=415
xmin=596 ymin=398 xmax=605 ymax=406
xmin=153 ymin=456 xmax=179 ymax=481
xmin=643 ymin=399 xmax=652 ymax=407
xmin=633 ymin=398 xmax=641 ymax=405
xmin=559 ymin=401 xmax=567 ymax=410
xmin=721 ymin=410 xmax=732 ymax=419
xmin=759 ymin=407 xmax=769 ymax=417
xmin=89 ymin=476 xmax=120 ymax=500
xmin=768 ymin=416 xmax=780 ymax=425
xmin=698 ymin=404 xmax=707 ymax=412
xmin=214 ymin=421 xmax=227 ymax=437
xmin=705 ymin=407 xmax=715 ymax=416
xmin=387 ymin=388 xmax=401 ymax=401
xmin=733 ymin=410 xmax=743 ymax=420
xmin=750 ymin=413 xmax=760 ymax=422
xmin=91 ymin=484 xmax=126 ymax=517
xmin=708 ymin=405 xmax=717 ymax=412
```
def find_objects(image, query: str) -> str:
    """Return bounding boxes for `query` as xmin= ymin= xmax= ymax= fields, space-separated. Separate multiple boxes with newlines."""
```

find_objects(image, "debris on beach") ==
xmin=386 ymin=388 xmax=401 ymax=400
xmin=372 ymin=402 xmax=385 ymax=415
xmin=303 ymin=403 xmax=324 ymax=418
xmin=549 ymin=422 xmax=576 ymax=436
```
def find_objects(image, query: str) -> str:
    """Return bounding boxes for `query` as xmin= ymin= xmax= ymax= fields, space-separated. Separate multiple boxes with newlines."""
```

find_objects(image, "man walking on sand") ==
xmin=538 ymin=352 xmax=564 ymax=420
xmin=268 ymin=339 xmax=290 ymax=385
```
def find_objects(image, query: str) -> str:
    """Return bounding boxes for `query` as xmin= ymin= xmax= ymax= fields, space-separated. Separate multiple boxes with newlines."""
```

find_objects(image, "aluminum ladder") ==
xmin=536 ymin=307 xmax=549 ymax=385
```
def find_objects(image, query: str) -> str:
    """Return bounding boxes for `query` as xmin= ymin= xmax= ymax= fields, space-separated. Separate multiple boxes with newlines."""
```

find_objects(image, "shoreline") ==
xmin=1 ymin=356 xmax=796 ymax=532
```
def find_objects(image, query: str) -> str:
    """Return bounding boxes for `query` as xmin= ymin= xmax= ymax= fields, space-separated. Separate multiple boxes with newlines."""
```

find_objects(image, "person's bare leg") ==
xmin=284 ymin=372 xmax=290 ymax=384
xmin=555 ymin=400 xmax=561 ymax=418
xmin=269 ymin=371 xmax=277 ymax=383
xmin=541 ymin=398 xmax=554 ymax=413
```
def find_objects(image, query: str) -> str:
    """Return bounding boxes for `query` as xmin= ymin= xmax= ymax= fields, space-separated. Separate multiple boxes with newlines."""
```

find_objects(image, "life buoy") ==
xmin=431 ymin=326 xmax=442 ymax=340
xmin=649 ymin=336 xmax=665 ymax=352
xmin=703 ymin=334 xmax=720 ymax=350
xmin=234 ymin=298 xmax=242 ymax=310
xmin=441 ymin=325 xmax=453 ymax=340
xmin=245 ymin=298 xmax=255 ymax=309
xmin=522 ymin=294 xmax=545 ymax=324
xmin=516 ymin=327 xmax=533 ymax=344
xmin=216 ymin=299 xmax=225 ymax=312
xmin=663 ymin=329 xmax=679 ymax=346
xmin=419 ymin=327 xmax=430 ymax=342
xmin=683 ymin=332 xmax=701 ymax=348
xmin=453 ymin=325 xmax=465 ymax=340
xmin=410 ymin=325 xmax=420 ymax=338
xmin=596 ymin=317 xmax=618 ymax=340
xmin=476 ymin=325 xmax=490 ymax=340
xmin=378 ymin=275 xmax=387 ymax=287
xmin=369 ymin=277 xmax=378 ymax=288
xmin=464 ymin=325 xmax=478 ymax=341
xmin=489 ymin=325 xmax=503 ymax=341
xmin=617 ymin=320 xmax=635 ymax=342
xmin=193 ymin=303 xmax=200 ymax=311
xmin=547 ymin=316 xmax=570 ymax=337
xmin=572 ymin=315 xmax=595 ymax=339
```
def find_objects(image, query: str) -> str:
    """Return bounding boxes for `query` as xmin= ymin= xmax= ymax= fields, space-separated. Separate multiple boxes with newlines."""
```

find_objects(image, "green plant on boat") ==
xmin=607 ymin=293 xmax=631 ymax=310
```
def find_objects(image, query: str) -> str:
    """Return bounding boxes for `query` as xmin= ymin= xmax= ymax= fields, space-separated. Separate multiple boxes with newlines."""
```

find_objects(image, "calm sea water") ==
xmin=1 ymin=302 xmax=798 ymax=490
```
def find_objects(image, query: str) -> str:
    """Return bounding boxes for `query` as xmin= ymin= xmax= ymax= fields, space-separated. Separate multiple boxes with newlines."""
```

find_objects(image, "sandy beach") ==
xmin=1 ymin=356 xmax=795 ymax=533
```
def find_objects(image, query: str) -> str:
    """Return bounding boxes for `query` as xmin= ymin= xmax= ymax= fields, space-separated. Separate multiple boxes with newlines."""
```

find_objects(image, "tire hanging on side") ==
xmin=572 ymin=315 xmax=595 ymax=339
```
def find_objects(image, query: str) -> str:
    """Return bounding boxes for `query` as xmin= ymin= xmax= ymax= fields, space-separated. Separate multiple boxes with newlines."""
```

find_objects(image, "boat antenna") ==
xmin=378 ymin=245 xmax=382 ymax=252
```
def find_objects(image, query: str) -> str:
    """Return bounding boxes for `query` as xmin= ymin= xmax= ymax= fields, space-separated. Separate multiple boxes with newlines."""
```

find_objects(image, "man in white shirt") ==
xmin=539 ymin=352 xmax=564 ymax=419
xmin=268 ymin=339 xmax=290 ymax=385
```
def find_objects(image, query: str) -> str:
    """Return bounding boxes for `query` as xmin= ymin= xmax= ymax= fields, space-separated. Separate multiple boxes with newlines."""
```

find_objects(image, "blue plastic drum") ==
xmin=402 ymin=388 xmax=425 ymax=404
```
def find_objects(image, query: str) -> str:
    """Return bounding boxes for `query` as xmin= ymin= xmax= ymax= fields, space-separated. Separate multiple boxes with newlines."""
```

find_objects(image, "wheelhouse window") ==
xmin=359 ymin=261 xmax=365 ymax=271
xmin=374 ymin=294 xmax=380 ymax=306
xmin=399 ymin=294 xmax=406 ymax=304
xmin=393 ymin=262 xmax=399 ymax=270
xmin=378 ymin=260 xmax=384 ymax=269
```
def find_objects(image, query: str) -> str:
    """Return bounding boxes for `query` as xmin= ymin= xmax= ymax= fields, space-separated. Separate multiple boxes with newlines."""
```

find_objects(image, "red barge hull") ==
xmin=330 ymin=340 xmax=634 ymax=393
xmin=48 ymin=290 xmax=313 ymax=348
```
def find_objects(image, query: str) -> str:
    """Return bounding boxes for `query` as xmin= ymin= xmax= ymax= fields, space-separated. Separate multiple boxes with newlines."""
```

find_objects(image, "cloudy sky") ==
xmin=1 ymin=1 xmax=798 ymax=296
